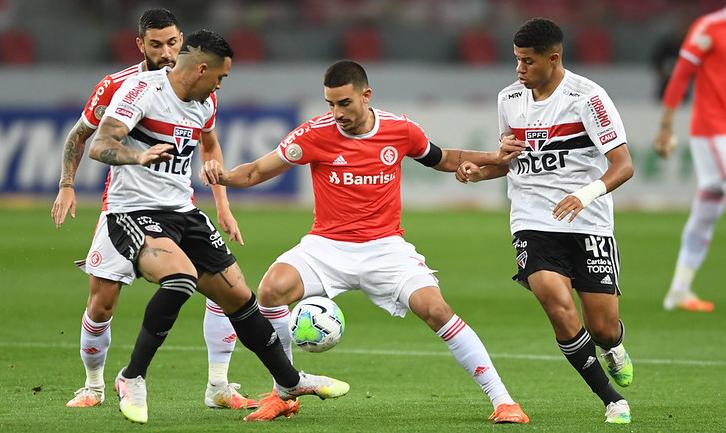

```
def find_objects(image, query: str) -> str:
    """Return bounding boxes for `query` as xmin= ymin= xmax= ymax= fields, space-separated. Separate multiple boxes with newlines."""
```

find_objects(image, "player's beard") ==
xmin=144 ymin=51 xmax=174 ymax=71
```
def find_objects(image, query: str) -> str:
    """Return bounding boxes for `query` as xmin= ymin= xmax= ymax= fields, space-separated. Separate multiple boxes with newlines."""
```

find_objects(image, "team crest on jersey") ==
xmin=516 ymin=251 xmax=528 ymax=269
xmin=525 ymin=130 xmax=548 ymax=151
xmin=380 ymin=146 xmax=398 ymax=166
xmin=173 ymin=126 xmax=194 ymax=153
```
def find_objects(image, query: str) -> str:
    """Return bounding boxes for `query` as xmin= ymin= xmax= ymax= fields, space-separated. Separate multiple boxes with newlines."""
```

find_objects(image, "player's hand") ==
xmin=217 ymin=207 xmax=244 ymax=246
xmin=495 ymin=135 xmax=526 ymax=164
xmin=553 ymin=195 xmax=584 ymax=223
xmin=456 ymin=161 xmax=484 ymax=183
xmin=138 ymin=143 xmax=173 ymax=166
xmin=200 ymin=160 xmax=225 ymax=186
xmin=654 ymin=127 xmax=677 ymax=159
xmin=51 ymin=186 xmax=76 ymax=229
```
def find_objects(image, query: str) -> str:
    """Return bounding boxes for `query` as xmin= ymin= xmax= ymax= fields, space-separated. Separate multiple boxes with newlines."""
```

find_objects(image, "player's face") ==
xmin=513 ymin=45 xmax=558 ymax=90
xmin=137 ymin=26 xmax=182 ymax=71
xmin=192 ymin=57 xmax=232 ymax=102
xmin=324 ymin=83 xmax=372 ymax=135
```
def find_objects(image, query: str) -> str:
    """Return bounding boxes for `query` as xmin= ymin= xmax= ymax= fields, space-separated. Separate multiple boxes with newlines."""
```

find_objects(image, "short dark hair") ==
xmin=513 ymin=18 xmax=564 ymax=54
xmin=138 ymin=8 xmax=180 ymax=37
xmin=324 ymin=60 xmax=369 ymax=89
xmin=181 ymin=29 xmax=234 ymax=60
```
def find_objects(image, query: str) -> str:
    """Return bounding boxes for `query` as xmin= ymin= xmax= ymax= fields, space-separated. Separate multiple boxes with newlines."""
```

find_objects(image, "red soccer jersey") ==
xmin=665 ymin=8 xmax=726 ymax=135
xmin=276 ymin=108 xmax=431 ymax=242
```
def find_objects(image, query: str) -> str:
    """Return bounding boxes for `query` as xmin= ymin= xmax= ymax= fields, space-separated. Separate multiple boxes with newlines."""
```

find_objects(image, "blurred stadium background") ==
xmin=0 ymin=0 xmax=719 ymax=207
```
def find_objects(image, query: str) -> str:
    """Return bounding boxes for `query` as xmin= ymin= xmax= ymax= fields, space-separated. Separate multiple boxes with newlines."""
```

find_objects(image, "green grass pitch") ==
xmin=1 ymin=204 xmax=724 ymax=432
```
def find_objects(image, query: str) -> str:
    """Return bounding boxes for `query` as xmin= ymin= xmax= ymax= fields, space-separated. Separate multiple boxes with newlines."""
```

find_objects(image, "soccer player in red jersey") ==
xmin=51 ymin=9 xmax=254 ymax=411
xmin=201 ymin=60 xmax=530 ymax=424
xmin=654 ymin=6 xmax=726 ymax=313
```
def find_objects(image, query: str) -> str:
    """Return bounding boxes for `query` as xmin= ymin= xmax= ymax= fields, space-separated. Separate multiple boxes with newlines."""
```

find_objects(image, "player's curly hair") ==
xmin=138 ymin=8 xmax=180 ymax=37
xmin=514 ymin=18 xmax=564 ymax=54
xmin=324 ymin=60 xmax=369 ymax=89
xmin=181 ymin=29 xmax=234 ymax=60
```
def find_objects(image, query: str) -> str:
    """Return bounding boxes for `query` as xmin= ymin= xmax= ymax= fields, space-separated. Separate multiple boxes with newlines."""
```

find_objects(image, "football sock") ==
xmin=259 ymin=305 xmax=293 ymax=362
xmin=558 ymin=327 xmax=622 ymax=405
xmin=203 ymin=299 xmax=237 ymax=385
xmin=124 ymin=274 xmax=195 ymax=379
xmin=79 ymin=309 xmax=111 ymax=388
xmin=669 ymin=191 xmax=724 ymax=295
xmin=227 ymin=293 xmax=299 ymax=388
xmin=436 ymin=315 xmax=514 ymax=408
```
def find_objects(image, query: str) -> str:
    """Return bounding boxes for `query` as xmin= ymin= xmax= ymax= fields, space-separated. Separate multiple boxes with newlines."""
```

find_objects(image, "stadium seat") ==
xmin=458 ymin=29 xmax=497 ymax=65
xmin=0 ymin=29 xmax=35 ymax=65
xmin=342 ymin=27 xmax=382 ymax=62
xmin=111 ymin=28 xmax=141 ymax=65
xmin=574 ymin=27 xmax=613 ymax=64
xmin=227 ymin=29 xmax=265 ymax=63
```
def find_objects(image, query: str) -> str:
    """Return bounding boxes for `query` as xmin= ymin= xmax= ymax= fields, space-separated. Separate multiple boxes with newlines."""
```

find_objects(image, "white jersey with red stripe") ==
xmin=498 ymin=69 xmax=627 ymax=236
xmin=81 ymin=62 xmax=145 ymax=130
xmin=101 ymin=68 xmax=217 ymax=213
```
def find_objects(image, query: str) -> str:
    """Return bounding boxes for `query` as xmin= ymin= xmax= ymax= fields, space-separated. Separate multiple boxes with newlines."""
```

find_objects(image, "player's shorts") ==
xmin=274 ymin=234 xmax=438 ymax=317
xmin=511 ymin=230 xmax=620 ymax=295
xmin=690 ymin=135 xmax=726 ymax=191
xmin=82 ymin=208 xmax=235 ymax=284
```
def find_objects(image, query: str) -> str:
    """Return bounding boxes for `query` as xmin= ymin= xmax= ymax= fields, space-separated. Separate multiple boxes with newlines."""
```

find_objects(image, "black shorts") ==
xmin=511 ymin=230 xmax=621 ymax=295
xmin=106 ymin=208 xmax=236 ymax=276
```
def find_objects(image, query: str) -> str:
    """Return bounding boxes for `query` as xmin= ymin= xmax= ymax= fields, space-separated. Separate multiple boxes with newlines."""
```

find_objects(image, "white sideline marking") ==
xmin=1 ymin=341 xmax=725 ymax=367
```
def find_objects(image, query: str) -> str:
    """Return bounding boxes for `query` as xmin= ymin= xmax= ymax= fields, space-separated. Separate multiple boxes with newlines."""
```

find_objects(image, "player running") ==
xmin=51 ymin=9 xmax=255 ymax=411
xmin=457 ymin=18 xmax=634 ymax=424
xmin=200 ymin=59 xmax=530 ymax=424
xmin=653 ymin=6 xmax=726 ymax=313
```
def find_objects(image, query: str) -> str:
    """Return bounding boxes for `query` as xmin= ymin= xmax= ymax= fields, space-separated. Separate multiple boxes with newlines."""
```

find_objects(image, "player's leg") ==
xmin=406 ymin=283 xmax=528 ymax=424
xmin=528 ymin=270 xmax=627 ymax=423
xmin=663 ymin=136 xmax=722 ymax=311
xmin=67 ymin=276 xmax=121 ymax=407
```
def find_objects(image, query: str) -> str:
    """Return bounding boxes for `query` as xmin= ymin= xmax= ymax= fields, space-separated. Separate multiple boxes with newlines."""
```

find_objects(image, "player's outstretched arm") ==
xmin=51 ymin=118 xmax=95 ymax=229
xmin=455 ymin=161 xmax=509 ymax=183
xmin=553 ymin=144 xmax=634 ymax=222
xmin=200 ymin=150 xmax=292 ymax=189
xmin=434 ymin=136 xmax=526 ymax=172
xmin=199 ymin=129 xmax=243 ymax=245
xmin=89 ymin=117 xmax=172 ymax=166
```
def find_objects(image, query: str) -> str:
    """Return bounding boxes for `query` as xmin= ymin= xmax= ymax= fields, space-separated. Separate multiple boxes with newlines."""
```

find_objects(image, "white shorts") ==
xmin=79 ymin=212 xmax=136 ymax=285
xmin=690 ymin=136 xmax=726 ymax=191
xmin=274 ymin=234 xmax=438 ymax=317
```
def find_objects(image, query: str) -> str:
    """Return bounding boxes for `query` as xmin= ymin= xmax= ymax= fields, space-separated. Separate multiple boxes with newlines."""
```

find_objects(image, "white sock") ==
xmin=80 ymin=310 xmax=111 ymax=389
xmin=259 ymin=305 xmax=293 ymax=362
xmin=203 ymin=300 xmax=236 ymax=386
xmin=436 ymin=315 xmax=514 ymax=408
xmin=669 ymin=191 xmax=724 ymax=296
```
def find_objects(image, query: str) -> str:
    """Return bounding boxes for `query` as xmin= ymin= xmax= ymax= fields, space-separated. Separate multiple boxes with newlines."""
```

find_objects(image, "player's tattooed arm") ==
xmin=58 ymin=118 xmax=94 ymax=188
xmin=90 ymin=117 xmax=172 ymax=166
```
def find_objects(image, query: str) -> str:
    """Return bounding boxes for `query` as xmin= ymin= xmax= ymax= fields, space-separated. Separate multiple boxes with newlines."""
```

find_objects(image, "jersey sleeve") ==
xmin=276 ymin=120 xmax=316 ymax=165
xmin=580 ymin=89 xmax=628 ymax=155
xmin=680 ymin=16 xmax=713 ymax=66
xmin=81 ymin=75 xmax=115 ymax=129
xmin=405 ymin=117 xmax=431 ymax=158
xmin=202 ymin=92 xmax=217 ymax=132
xmin=103 ymin=76 xmax=154 ymax=132
xmin=497 ymin=95 xmax=513 ymax=139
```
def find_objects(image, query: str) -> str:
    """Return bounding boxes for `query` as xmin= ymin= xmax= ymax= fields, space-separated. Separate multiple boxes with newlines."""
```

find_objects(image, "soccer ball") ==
xmin=288 ymin=296 xmax=345 ymax=353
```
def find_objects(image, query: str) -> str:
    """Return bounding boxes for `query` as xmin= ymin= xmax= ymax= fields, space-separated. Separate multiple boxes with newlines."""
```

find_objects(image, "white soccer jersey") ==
xmin=101 ymin=68 xmax=217 ymax=213
xmin=498 ymin=69 xmax=627 ymax=236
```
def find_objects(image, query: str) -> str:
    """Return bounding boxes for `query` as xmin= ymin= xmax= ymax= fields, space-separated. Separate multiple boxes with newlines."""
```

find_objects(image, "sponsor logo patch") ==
xmin=114 ymin=107 xmax=133 ymax=118
xmin=599 ymin=130 xmax=618 ymax=145
xmin=93 ymin=105 xmax=107 ymax=121
xmin=285 ymin=143 xmax=303 ymax=161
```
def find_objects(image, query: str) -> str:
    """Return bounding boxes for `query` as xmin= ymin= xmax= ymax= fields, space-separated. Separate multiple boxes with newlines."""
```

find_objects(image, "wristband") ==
xmin=571 ymin=179 xmax=606 ymax=207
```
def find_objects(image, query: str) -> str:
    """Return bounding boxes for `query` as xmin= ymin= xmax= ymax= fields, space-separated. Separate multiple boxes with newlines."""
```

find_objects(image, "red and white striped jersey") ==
xmin=81 ymin=62 xmax=144 ymax=129
xmin=498 ymin=69 xmax=627 ymax=236
xmin=276 ymin=108 xmax=430 ymax=242
xmin=101 ymin=68 xmax=217 ymax=213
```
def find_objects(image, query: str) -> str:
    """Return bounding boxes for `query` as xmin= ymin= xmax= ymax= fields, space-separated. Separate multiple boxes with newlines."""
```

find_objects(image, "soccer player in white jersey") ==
xmin=200 ymin=60 xmax=530 ymax=424
xmin=50 ymin=9 xmax=254 ymax=411
xmin=456 ymin=19 xmax=635 ymax=424
xmin=86 ymin=30 xmax=349 ymax=424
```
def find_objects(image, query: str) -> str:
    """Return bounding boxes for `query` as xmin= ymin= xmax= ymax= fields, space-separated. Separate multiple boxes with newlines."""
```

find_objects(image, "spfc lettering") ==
xmin=525 ymin=129 xmax=548 ymax=151
xmin=173 ymin=126 xmax=194 ymax=153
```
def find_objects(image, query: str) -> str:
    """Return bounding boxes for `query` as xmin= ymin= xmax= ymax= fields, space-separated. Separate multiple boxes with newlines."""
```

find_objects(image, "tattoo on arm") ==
xmin=90 ymin=117 xmax=139 ymax=165
xmin=59 ymin=120 xmax=94 ymax=187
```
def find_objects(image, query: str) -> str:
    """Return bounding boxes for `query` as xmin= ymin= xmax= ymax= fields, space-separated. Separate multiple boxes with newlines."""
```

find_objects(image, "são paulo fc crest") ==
xmin=380 ymin=146 xmax=398 ymax=166
xmin=525 ymin=130 xmax=548 ymax=151
xmin=516 ymin=251 xmax=528 ymax=269
xmin=173 ymin=126 xmax=194 ymax=153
